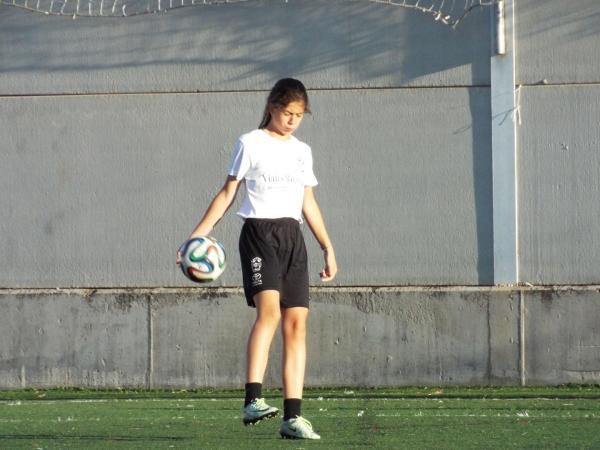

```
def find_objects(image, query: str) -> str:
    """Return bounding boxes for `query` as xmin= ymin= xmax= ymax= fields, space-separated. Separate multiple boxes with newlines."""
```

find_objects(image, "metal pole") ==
xmin=490 ymin=0 xmax=518 ymax=284
xmin=493 ymin=0 xmax=506 ymax=55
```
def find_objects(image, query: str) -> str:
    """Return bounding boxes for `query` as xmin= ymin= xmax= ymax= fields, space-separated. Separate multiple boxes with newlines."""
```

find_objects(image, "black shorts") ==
xmin=239 ymin=217 xmax=309 ymax=309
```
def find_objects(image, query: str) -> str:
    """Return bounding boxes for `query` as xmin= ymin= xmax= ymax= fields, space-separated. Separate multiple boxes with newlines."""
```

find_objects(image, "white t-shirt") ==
xmin=228 ymin=129 xmax=318 ymax=222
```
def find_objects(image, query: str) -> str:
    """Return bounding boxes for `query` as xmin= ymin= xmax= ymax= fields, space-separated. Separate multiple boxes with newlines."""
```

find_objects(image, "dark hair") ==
xmin=258 ymin=78 xmax=310 ymax=129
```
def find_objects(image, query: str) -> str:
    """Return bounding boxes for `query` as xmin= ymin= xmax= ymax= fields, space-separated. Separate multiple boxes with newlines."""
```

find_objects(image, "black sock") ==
xmin=283 ymin=398 xmax=302 ymax=421
xmin=244 ymin=383 xmax=262 ymax=407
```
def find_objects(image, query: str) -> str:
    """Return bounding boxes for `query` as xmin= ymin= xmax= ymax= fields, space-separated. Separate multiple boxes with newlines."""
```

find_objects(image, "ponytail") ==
xmin=258 ymin=105 xmax=271 ymax=129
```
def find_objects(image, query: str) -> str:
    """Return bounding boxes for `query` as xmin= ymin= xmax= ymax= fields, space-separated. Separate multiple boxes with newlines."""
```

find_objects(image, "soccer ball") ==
xmin=179 ymin=236 xmax=226 ymax=283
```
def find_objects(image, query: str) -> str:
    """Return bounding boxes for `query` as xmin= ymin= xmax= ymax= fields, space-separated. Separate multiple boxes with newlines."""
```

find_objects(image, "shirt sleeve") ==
xmin=304 ymin=147 xmax=318 ymax=187
xmin=227 ymin=139 xmax=251 ymax=180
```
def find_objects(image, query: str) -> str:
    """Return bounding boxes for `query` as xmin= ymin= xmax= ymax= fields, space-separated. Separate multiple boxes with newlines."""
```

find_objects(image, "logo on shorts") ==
xmin=252 ymin=273 xmax=262 ymax=287
xmin=250 ymin=257 xmax=262 ymax=273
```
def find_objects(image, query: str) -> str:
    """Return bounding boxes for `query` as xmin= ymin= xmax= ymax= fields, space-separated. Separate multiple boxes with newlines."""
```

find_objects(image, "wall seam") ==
xmin=0 ymin=85 xmax=493 ymax=99
xmin=147 ymin=294 xmax=154 ymax=389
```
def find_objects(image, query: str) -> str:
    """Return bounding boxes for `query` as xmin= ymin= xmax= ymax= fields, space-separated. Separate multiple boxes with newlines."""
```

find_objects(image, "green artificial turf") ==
xmin=1 ymin=387 xmax=599 ymax=449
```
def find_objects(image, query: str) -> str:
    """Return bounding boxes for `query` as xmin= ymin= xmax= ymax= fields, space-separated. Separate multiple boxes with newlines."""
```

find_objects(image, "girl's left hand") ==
xmin=320 ymin=247 xmax=338 ymax=282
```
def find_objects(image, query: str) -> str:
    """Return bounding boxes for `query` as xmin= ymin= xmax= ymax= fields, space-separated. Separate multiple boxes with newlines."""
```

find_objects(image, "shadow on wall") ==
xmin=517 ymin=0 xmax=600 ymax=40
xmin=398 ymin=5 xmax=493 ymax=284
xmin=0 ymin=1 xmax=490 ymax=87
xmin=0 ymin=0 xmax=495 ymax=284
xmin=515 ymin=0 xmax=600 ymax=86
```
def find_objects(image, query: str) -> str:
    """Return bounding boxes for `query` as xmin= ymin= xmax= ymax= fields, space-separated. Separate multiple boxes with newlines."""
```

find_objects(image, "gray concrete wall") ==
xmin=516 ymin=0 xmax=600 ymax=283
xmin=0 ymin=2 xmax=493 ymax=286
xmin=0 ymin=2 xmax=490 ymax=94
xmin=2 ymin=287 xmax=599 ymax=389
xmin=2 ymin=1 xmax=600 ymax=388
xmin=516 ymin=0 xmax=600 ymax=85
xmin=0 ymin=88 xmax=493 ymax=287
xmin=518 ymin=86 xmax=600 ymax=284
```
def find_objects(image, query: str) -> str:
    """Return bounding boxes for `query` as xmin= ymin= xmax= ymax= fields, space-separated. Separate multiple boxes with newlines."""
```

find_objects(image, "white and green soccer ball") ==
xmin=179 ymin=236 xmax=226 ymax=283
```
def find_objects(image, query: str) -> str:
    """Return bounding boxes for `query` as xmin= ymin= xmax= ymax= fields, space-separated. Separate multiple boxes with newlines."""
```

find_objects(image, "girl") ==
xmin=179 ymin=78 xmax=337 ymax=440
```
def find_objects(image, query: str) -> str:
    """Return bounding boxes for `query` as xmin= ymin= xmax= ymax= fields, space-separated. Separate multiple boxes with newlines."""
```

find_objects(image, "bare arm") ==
xmin=302 ymin=186 xmax=338 ymax=282
xmin=189 ymin=175 xmax=242 ymax=238
xmin=177 ymin=176 xmax=242 ymax=264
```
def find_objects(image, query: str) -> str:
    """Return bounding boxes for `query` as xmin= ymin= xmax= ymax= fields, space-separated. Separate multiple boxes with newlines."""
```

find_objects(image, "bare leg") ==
xmin=281 ymin=306 xmax=308 ymax=399
xmin=246 ymin=290 xmax=281 ymax=383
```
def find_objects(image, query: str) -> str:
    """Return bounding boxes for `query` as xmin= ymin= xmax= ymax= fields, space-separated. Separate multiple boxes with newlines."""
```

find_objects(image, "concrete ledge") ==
xmin=308 ymin=289 xmax=519 ymax=386
xmin=0 ymin=287 xmax=598 ymax=388
xmin=0 ymin=291 xmax=148 ymax=388
xmin=524 ymin=289 xmax=600 ymax=385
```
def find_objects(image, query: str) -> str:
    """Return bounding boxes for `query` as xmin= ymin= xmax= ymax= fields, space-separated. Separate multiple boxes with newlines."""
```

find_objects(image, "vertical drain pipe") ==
xmin=519 ymin=290 xmax=526 ymax=386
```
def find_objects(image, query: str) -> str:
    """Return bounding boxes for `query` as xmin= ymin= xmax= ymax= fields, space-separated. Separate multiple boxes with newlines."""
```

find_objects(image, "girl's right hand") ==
xmin=176 ymin=234 xmax=208 ymax=265
xmin=176 ymin=242 xmax=186 ymax=265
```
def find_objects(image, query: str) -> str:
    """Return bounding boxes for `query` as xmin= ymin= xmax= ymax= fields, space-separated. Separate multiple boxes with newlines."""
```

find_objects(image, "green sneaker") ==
xmin=243 ymin=398 xmax=279 ymax=426
xmin=279 ymin=416 xmax=321 ymax=440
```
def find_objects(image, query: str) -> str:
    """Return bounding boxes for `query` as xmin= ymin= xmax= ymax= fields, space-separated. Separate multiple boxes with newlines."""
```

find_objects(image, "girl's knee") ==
xmin=282 ymin=316 xmax=307 ymax=338
xmin=256 ymin=306 xmax=281 ymax=326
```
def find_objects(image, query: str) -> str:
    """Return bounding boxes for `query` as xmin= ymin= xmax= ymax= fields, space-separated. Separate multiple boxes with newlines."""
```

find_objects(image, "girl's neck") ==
xmin=262 ymin=126 xmax=292 ymax=141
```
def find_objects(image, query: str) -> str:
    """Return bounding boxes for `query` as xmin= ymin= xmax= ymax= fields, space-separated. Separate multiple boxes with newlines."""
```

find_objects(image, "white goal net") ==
xmin=1 ymin=0 xmax=495 ymax=27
